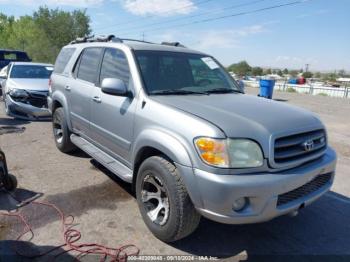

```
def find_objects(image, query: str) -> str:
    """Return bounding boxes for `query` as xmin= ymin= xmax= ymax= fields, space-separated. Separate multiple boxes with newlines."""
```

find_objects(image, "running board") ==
xmin=70 ymin=134 xmax=133 ymax=183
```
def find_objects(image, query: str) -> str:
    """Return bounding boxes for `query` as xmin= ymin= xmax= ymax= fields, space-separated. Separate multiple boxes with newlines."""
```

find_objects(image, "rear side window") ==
xmin=0 ymin=51 xmax=30 ymax=61
xmin=4 ymin=53 xmax=17 ymax=60
xmin=100 ymin=48 xmax=130 ymax=85
xmin=54 ymin=48 xmax=76 ymax=74
xmin=77 ymin=47 xmax=103 ymax=83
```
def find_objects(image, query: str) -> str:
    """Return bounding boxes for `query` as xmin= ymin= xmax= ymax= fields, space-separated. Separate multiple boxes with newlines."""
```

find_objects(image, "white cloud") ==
xmin=151 ymin=24 xmax=266 ymax=51
xmin=0 ymin=0 xmax=102 ymax=7
xmin=121 ymin=0 xmax=196 ymax=16
xmin=271 ymin=56 xmax=319 ymax=69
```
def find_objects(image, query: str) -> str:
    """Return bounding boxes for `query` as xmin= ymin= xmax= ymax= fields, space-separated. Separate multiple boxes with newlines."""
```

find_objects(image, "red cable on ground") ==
xmin=0 ymin=200 xmax=140 ymax=261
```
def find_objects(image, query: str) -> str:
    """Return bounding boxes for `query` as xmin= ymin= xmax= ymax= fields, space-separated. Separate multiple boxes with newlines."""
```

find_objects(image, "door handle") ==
xmin=65 ymin=86 xmax=71 ymax=91
xmin=92 ymin=96 xmax=102 ymax=103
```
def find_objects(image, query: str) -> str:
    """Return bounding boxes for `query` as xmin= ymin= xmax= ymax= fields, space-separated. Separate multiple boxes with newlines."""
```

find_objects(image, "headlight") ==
xmin=9 ymin=88 xmax=29 ymax=98
xmin=194 ymin=137 xmax=263 ymax=168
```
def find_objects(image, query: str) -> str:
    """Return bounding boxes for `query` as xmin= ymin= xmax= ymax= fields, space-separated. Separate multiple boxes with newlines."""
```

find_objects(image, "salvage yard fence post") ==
xmin=309 ymin=85 xmax=314 ymax=95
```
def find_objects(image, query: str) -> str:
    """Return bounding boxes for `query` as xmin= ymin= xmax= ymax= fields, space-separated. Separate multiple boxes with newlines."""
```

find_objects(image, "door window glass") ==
xmin=77 ymin=47 xmax=103 ymax=83
xmin=100 ymin=48 xmax=130 ymax=85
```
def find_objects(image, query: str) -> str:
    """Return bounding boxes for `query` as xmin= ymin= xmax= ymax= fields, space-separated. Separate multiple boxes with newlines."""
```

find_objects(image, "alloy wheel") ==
xmin=141 ymin=173 xmax=170 ymax=226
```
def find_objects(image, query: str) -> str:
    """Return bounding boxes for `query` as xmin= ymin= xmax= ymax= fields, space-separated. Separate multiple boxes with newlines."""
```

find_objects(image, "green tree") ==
xmin=302 ymin=71 xmax=313 ymax=79
xmin=282 ymin=68 xmax=289 ymax=75
xmin=314 ymin=72 xmax=322 ymax=78
xmin=322 ymin=73 xmax=337 ymax=82
xmin=228 ymin=61 xmax=251 ymax=77
xmin=251 ymin=66 xmax=263 ymax=76
xmin=263 ymin=68 xmax=272 ymax=75
xmin=0 ymin=7 xmax=90 ymax=63
xmin=276 ymin=69 xmax=283 ymax=76
xmin=338 ymin=69 xmax=346 ymax=77
xmin=290 ymin=70 xmax=299 ymax=77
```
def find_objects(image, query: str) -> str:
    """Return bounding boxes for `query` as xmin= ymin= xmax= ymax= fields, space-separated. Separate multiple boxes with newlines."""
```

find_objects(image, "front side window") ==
xmin=77 ymin=47 xmax=103 ymax=83
xmin=100 ymin=48 xmax=130 ymax=85
xmin=10 ymin=65 xmax=53 ymax=79
xmin=134 ymin=51 xmax=240 ymax=95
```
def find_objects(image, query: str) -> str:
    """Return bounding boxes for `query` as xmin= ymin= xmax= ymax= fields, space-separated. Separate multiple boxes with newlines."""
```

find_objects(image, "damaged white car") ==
xmin=3 ymin=62 xmax=53 ymax=120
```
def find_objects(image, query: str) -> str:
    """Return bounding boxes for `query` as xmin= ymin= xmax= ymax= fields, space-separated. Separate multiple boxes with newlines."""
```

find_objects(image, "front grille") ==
xmin=277 ymin=172 xmax=332 ymax=206
xmin=27 ymin=91 xmax=48 ymax=108
xmin=274 ymin=129 xmax=327 ymax=165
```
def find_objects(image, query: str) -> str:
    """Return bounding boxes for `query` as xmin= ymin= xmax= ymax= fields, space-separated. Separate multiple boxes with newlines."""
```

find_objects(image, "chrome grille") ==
xmin=274 ymin=129 xmax=327 ymax=165
xmin=277 ymin=172 xmax=332 ymax=206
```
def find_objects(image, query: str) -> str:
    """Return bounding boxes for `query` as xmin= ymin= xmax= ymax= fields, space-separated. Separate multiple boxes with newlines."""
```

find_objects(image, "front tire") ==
xmin=136 ymin=156 xmax=201 ymax=242
xmin=52 ymin=107 xmax=76 ymax=153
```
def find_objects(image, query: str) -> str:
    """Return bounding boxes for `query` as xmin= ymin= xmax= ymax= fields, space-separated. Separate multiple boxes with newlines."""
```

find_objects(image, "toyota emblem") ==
xmin=303 ymin=140 xmax=315 ymax=152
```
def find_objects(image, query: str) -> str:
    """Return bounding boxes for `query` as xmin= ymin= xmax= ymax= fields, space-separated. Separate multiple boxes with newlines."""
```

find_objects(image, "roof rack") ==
xmin=161 ymin=42 xmax=186 ymax=48
xmin=121 ymin=38 xmax=155 ymax=45
xmin=70 ymin=35 xmax=186 ymax=48
xmin=70 ymin=35 xmax=123 ymax=44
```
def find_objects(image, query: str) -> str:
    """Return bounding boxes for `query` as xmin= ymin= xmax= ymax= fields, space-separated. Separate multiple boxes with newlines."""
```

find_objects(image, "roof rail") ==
xmin=121 ymin=38 xmax=155 ymax=45
xmin=161 ymin=42 xmax=186 ymax=48
xmin=69 ymin=35 xmax=186 ymax=48
xmin=70 ymin=35 xmax=123 ymax=44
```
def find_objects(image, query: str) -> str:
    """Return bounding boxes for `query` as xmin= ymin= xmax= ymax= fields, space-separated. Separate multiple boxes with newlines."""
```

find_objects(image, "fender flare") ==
xmin=51 ymin=92 xmax=72 ymax=130
xmin=132 ymin=129 xmax=193 ymax=168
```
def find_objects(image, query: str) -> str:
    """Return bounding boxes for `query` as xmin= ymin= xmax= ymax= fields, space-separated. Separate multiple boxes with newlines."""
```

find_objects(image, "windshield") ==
xmin=134 ymin=51 xmax=241 ymax=95
xmin=10 ymin=65 xmax=53 ymax=79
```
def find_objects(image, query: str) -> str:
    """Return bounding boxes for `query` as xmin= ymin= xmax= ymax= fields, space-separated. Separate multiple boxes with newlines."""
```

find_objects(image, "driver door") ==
xmin=90 ymin=48 xmax=136 ymax=166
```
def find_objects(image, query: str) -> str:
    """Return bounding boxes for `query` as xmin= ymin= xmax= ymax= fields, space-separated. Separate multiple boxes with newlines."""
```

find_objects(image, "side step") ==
xmin=70 ymin=134 xmax=133 ymax=183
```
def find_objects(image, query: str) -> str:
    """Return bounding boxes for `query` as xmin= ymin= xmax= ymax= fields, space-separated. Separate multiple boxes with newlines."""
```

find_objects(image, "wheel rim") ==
xmin=53 ymin=115 xmax=63 ymax=144
xmin=141 ymin=173 xmax=170 ymax=226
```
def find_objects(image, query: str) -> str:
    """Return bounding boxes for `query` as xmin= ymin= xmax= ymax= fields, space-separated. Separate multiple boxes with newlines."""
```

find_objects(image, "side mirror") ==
xmin=101 ymin=78 xmax=129 ymax=97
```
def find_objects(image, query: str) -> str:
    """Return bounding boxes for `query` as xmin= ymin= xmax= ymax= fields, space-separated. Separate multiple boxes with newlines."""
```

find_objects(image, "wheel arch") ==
xmin=51 ymin=92 xmax=72 ymax=130
xmin=132 ymin=129 xmax=194 ymax=189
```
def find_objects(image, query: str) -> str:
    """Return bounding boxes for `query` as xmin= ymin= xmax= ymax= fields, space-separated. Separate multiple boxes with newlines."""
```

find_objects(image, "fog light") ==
xmin=232 ymin=197 xmax=248 ymax=212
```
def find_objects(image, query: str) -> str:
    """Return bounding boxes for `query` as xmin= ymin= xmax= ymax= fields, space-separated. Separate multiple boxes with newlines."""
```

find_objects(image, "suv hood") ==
xmin=152 ymin=94 xmax=323 ymax=152
xmin=6 ymin=78 xmax=49 ymax=91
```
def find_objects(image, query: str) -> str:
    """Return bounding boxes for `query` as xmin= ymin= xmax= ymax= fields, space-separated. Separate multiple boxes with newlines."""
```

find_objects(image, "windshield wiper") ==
xmin=205 ymin=88 xmax=244 ymax=94
xmin=150 ymin=89 xmax=209 ymax=96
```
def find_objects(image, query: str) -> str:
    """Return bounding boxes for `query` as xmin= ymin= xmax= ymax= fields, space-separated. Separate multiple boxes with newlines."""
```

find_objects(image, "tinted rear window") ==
xmin=54 ymin=48 xmax=76 ymax=74
xmin=77 ymin=47 xmax=103 ymax=83
xmin=0 ymin=51 xmax=30 ymax=61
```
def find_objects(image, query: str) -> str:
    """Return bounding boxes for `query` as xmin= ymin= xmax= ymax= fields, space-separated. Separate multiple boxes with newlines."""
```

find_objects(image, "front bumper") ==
xmin=177 ymin=147 xmax=337 ymax=224
xmin=5 ymin=94 xmax=51 ymax=120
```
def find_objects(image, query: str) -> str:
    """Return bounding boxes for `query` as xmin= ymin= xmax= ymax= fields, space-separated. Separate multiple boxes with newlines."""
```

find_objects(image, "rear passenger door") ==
xmin=69 ymin=47 xmax=103 ymax=138
xmin=90 ymin=48 xmax=136 ymax=165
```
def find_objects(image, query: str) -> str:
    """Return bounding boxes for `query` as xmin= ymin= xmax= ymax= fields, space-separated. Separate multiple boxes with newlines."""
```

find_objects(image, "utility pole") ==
xmin=142 ymin=32 xmax=145 ymax=41
xmin=305 ymin=64 xmax=309 ymax=72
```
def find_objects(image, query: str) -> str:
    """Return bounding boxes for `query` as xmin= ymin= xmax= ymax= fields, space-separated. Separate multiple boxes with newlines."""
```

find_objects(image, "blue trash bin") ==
xmin=259 ymin=79 xmax=275 ymax=99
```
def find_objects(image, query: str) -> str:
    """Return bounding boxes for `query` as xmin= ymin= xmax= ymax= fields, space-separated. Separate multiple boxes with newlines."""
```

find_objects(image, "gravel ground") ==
xmin=0 ymin=88 xmax=349 ymax=261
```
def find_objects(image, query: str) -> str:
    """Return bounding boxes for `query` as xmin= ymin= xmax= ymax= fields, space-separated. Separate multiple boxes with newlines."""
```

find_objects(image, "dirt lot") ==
xmin=0 ymin=88 xmax=350 ymax=261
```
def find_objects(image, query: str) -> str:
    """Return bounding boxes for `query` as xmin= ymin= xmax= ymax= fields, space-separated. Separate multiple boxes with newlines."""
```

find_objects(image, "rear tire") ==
xmin=136 ymin=156 xmax=201 ymax=242
xmin=4 ymin=174 xmax=17 ymax=191
xmin=52 ymin=107 xmax=76 ymax=153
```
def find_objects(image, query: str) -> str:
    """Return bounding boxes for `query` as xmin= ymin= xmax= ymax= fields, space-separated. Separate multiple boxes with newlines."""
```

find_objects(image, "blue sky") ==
xmin=1 ymin=0 xmax=349 ymax=71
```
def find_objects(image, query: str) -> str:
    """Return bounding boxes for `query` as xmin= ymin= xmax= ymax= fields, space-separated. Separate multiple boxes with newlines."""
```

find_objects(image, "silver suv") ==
xmin=48 ymin=36 xmax=337 ymax=242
